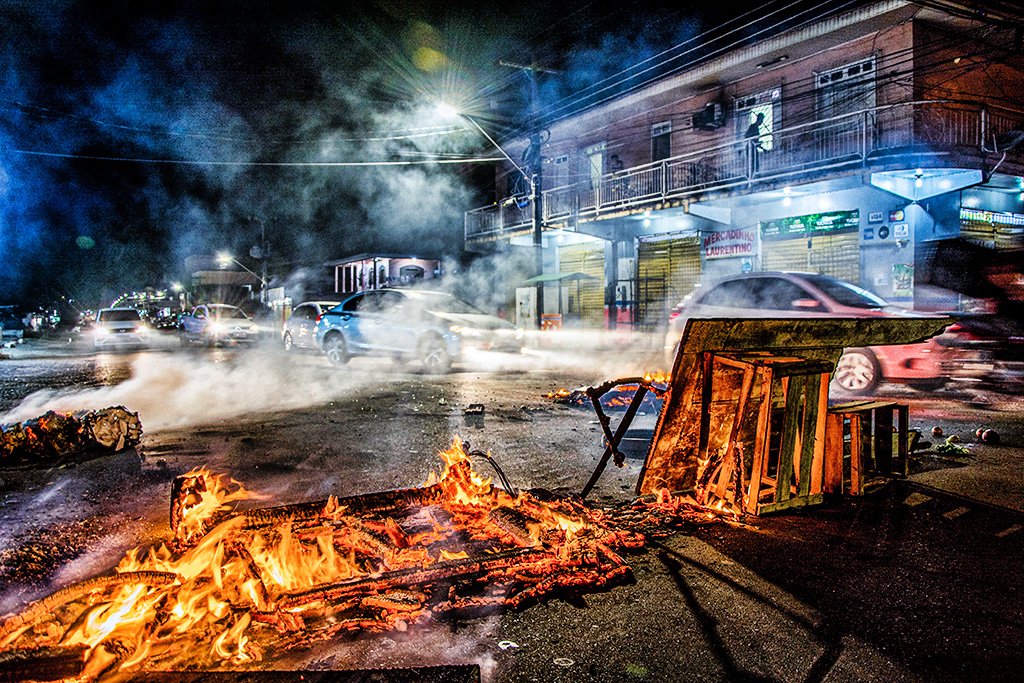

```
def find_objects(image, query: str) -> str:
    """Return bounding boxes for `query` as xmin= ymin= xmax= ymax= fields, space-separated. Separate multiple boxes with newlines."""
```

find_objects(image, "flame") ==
xmin=642 ymin=371 xmax=671 ymax=385
xmin=2 ymin=436 xmax=623 ymax=678
xmin=174 ymin=467 xmax=261 ymax=543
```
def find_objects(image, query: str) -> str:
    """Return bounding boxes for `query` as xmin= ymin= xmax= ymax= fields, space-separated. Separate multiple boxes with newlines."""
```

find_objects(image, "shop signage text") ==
xmin=760 ymin=209 xmax=860 ymax=241
xmin=703 ymin=228 xmax=757 ymax=259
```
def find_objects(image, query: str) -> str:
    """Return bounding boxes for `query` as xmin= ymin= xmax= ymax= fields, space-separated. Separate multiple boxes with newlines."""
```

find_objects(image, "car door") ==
xmin=292 ymin=305 xmax=317 ymax=349
xmin=184 ymin=306 xmax=208 ymax=338
xmin=331 ymin=293 xmax=370 ymax=351
xmin=355 ymin=291 xmax=409 ymax=354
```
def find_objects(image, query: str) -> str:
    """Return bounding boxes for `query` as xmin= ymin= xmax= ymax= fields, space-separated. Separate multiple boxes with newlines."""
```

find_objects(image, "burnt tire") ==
xmin=419 ymin=334 xmax=451 ymax=374
xmin=282 ymin=332 xmax=295 ymax=353
xmin=834 ymin=348 xmax=880 ymax=394
xmin=323 ymin=333 xmax=350 ymax=366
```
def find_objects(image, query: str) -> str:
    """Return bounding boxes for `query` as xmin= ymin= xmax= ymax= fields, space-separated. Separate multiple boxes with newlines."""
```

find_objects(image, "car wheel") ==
xmin=391 ymin=353 xmax=408 ymax=366
xmin=282 ymin=332 xmax=294 ymax=353
xmin=179 ymin=331 xmax=190 ymax=347
xmin=834 ymin=348 xmax=880 ymax=394
xmin=323 ymin=333 xmax=350 ymax=366
xmin=419 ymin=334 xmax=451 ymax=374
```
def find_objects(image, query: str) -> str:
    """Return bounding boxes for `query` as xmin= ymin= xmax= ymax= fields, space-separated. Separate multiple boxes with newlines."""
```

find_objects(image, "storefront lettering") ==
xmin=703 ymin=229 xmax=756 ymax=259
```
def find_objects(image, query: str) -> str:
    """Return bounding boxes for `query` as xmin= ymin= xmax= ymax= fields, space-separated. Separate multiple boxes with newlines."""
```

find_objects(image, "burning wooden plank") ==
xmin=0 ymin=438 xmax=643 ymax=680
xmin=0 ymin=406 xmax=142 ymax=467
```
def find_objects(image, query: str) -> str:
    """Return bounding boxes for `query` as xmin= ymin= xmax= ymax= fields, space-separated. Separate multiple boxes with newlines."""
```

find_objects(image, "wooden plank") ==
xmin=757 ymin=493 xmax=825 ymax=515
xmin=810 ymin=372 xmax=829 ymax=495
xmin=773 ymin=360 xmax=836 ymax=378
xmin=797 ymin=373 xmax=822 ymax=497
xmin=861 ymin=410 xmax=874 ymax=472
xmin=774 ymin=374 xmax=806 ymax=504
xmin=895 ymin=403 xmax=909 ymax=477
xmin=874 ymin=406 xmax=893 ymax=474
xmin=745 ymin=367 xmax=775 ymax=515
xmin=849 ymin=415 xmax=863 ymax=496
xmin=697 ymin=353 xmax=715 ymax=462
xmin=714 ymin=364 xmax=757 ymax=501
xmin=823 ymin=413 xmax=844 ymax=494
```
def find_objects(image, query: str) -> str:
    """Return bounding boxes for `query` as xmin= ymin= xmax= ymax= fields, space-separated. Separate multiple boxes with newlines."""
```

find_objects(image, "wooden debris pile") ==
xmin=0 ymin=438 xmax=642 ymax=681
xmin=0 ymin=406 xmax=142 ymax=467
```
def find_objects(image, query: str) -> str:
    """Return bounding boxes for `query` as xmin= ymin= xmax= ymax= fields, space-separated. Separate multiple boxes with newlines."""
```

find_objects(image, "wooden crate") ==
xmin=824 ymin=401 xmax=909 ymax=496
xmin=696 ymin=353 xmax=833 ymax=516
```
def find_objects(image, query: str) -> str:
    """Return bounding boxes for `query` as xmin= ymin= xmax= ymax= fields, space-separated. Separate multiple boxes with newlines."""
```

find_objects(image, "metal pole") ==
xmin=530 ymin=71 xmax=545 ymax=331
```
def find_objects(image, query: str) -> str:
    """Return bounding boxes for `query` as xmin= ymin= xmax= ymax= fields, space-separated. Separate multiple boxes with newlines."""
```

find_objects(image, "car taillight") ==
xmin=315 ymin=314 xmax=323 ymax=324
xmin=668 ymin=308 xmax=682 ymax=321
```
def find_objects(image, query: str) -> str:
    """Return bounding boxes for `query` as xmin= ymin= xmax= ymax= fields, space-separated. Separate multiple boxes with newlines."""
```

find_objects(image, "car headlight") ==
xmin=95 ymin=327 xmax=110 ymax=336
xmin=208 ymin=322 xmax=225 ymax=334
xmin=449 ymin=325 xmax=464 ymax=335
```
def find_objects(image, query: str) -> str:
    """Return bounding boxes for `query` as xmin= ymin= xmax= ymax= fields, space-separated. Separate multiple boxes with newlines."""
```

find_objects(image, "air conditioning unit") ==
xmin=693 ymin=102 xmax=726 ymax=131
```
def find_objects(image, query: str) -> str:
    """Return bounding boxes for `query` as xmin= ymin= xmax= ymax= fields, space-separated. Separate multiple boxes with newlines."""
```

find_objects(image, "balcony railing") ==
xmin=465 ymin=100 xmax=1024 ymax=241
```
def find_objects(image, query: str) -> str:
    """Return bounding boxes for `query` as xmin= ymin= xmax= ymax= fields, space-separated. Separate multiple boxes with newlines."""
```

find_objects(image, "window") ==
xmin=341 ymin=294 xmax=365 ymax=313
xmin=757 ymin=278 xmax=817 ymax=310
xmin=651 ymin=121 xmax=672 ymax=162
xmin=735 ymin=88 xmax=781 ymax=151
xmin=816 ymin=57 xmax=875 ymax=119
xmin=585 ymin=141 xmax=606 ymax=190
xmin=697 ymin=279 xmax=761 ymax=308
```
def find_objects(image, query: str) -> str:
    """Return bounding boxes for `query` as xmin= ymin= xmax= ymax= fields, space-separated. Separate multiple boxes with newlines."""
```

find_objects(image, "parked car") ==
xmin=93 ymin=307 xmax=149 ymax=350
xmin=1 ymin=307 xmax=25 ymax=344
xmin=282 ymin=300 xmax=340 ymax=352
xmin=663 ymin=272 xmax=953 ymax=394
xmin=179 ymin=304 xmax=259 ymax=346
xmin=314 ymin=289 xmax=521 ymax=373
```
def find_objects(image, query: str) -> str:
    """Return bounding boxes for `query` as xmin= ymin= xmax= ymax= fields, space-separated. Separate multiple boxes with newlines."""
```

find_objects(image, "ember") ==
xmin=0 ymin=406 xmax=142 ymax=467
xmin=545 ymin=373 xmax=669 ymax=412
xmin=0 ymin=438 xmax=642 ymax=681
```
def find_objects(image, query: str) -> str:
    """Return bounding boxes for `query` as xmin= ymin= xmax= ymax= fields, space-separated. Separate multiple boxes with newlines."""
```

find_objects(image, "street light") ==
xmin=216 ymin=251 xmax=267 ymax=295
xmin=437 ymin=102 xmax=545 ymax=330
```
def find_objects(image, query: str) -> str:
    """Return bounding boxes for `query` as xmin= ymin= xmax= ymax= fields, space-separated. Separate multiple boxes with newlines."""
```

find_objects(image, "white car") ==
xmin=282 ymin=300 xmax=339 ymax=352
xmin=94 ymin=308 xmax=148 ymax=350
xmin=179 ymin=304 xmax=260 ymax=346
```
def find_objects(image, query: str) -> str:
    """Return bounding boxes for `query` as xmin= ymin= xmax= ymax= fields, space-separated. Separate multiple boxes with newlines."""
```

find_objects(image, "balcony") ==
xmin=465 ymin=100 xmax=1024 ymax=241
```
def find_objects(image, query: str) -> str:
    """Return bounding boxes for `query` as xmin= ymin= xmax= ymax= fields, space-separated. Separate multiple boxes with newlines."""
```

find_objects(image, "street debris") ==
xmin=0 ymin=406 xmax=142 ymax=467
xmin=0 ymin=437 xmax=648 ymax=680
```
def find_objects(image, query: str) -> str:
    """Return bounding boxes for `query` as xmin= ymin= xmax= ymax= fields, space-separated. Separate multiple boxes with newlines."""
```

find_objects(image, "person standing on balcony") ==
xmin=744 ymin=112 xmax=766 ymax=173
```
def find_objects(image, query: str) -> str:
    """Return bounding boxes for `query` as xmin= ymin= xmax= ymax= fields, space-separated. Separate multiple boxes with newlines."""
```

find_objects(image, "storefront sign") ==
xmin=703 ymin=228 xmax=757 ymax=259
xmin=760 ymin=209 xmax=860 ymax=241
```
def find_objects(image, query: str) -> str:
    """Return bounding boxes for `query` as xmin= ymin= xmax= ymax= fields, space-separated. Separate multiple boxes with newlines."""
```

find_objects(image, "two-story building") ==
xmin=464 ymin=0 xmax=1024 ymax=329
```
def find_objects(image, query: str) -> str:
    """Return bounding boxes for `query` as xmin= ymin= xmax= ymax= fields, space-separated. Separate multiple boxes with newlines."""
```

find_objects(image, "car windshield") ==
xmin=99 ymin=309 xmax=142 ymax=322
xmin=802 ymin=274 xmax=889 ymax=308
xmin=403 ymin=291 xmax=486 ymax=315
xmin=210 ymin=307 xmax=248 ymax=319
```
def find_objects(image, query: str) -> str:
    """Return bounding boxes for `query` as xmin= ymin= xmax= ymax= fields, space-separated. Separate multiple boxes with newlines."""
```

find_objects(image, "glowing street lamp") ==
xmin=216 ymin=251 xmax=266 ymax=286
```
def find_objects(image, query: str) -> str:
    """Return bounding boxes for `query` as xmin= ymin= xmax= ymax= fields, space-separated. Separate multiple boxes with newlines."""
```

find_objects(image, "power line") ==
xmin=12 ymin=148 xmax=503 ymax=167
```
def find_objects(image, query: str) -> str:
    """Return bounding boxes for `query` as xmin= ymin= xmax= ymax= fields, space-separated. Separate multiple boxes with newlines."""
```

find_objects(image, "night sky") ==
xmin=0 ymin=0 xmax=797 ymax=308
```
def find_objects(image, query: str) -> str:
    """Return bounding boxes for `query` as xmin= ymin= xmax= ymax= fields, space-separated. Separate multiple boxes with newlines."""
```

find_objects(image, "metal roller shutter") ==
xmin=558 ymin=243 xmax=605 ymax=325
xmin=636 ymin=237 xmax=702 ymax=327
xmin=762 ymin=232 xmax=859 ymax=282
xmin=960 ymin=215 xmax=1024 ymax=250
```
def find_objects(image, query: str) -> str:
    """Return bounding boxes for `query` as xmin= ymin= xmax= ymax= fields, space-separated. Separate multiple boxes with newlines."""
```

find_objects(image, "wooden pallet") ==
xmin=824 ymin=401 xmax=909 ymax=496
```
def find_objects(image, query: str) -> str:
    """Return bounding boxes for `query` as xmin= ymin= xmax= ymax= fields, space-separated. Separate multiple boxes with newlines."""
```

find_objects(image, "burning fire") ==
xmin=0 ymin=437 xmax=639 ymax=680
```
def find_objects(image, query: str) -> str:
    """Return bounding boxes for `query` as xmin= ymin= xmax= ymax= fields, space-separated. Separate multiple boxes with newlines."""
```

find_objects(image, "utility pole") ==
xmin=500 ymin=59 xmax=560 ymax=330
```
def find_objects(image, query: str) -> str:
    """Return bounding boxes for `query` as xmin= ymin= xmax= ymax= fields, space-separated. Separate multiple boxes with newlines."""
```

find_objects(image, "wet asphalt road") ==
xmin=1 ymin=339 xmax=1022 ymax=681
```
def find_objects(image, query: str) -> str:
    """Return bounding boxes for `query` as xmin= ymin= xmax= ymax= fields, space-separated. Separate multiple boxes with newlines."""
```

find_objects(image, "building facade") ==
xmin=326 ymin=254 xmax=442 ymax=296
xmin=464 ymin=0 xmax=1024 ymax=328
